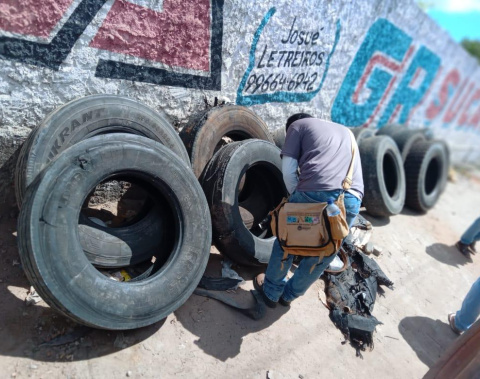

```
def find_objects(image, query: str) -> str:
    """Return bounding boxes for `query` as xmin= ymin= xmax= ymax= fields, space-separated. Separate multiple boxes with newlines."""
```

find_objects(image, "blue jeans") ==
xmin=455 ymin=277 xmax=480 ymax=331
xmin=263 ymin=190 xmax=361 ymax=303
xmin=460 ymin=217 xmax=480 ymax=245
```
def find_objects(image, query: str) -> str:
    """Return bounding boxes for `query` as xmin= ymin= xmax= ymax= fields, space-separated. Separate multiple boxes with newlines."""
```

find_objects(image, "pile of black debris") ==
xmin=323 ymin=242 xmax=394 ymax=357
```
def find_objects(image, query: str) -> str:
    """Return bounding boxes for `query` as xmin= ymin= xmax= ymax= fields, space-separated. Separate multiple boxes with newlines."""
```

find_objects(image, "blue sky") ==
xmin=426 ymin=0 xmax=480 ymax=41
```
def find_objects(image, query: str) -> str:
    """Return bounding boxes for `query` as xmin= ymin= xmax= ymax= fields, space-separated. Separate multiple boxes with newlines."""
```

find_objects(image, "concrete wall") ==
xmin=1 ymin=0 xmax=479 ymax=200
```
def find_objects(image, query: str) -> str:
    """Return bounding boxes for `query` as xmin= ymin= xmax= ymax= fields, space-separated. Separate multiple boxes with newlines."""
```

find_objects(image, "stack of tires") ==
xmin=352 ymin=124 xmax=449 ymax=217
xmin=16 ymin=96 xmax=287 ymax=329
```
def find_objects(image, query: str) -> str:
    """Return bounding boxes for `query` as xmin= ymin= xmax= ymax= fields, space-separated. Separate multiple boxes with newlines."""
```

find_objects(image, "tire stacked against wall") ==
xmin=16 ymin=95 xmax=212 ymax=330
xmin=16 ymin=97 xmax=289 ymax=329
xmin=180 ymin=106 xmax=288 ymax=266
xmin=351 ymin=124 xmax=449 ymax=217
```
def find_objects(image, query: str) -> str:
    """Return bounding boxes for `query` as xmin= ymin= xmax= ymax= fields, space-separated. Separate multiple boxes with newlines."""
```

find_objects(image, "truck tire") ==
xmin=18 ymin=134 xmax=211 ymax=330
xmin=351 ymin=127 xmax=376 ymax=144
xmin=179 ymin=105 xmax=274 ymax=179
xmin=201 ymin=140 xmax=287 ymax=266
xmin=359 ymin=136 xmax=406 ymax=217
xmin=78 ymin=199 xmax=169 ymax=267
xmin=15 ymin=94 xmax=190 ymax=206
xmin=404 ymin=140 xmax=448 ymax=213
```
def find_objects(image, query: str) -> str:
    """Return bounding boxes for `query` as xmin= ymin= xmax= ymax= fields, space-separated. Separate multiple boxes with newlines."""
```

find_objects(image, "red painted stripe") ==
xmin=90 ymin=0 xmax=211 ymax=71
xmin=0 ymin=0 xmax=73 ymax=37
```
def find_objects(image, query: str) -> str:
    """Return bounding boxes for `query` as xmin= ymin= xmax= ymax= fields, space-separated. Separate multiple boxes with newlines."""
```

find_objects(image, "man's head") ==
xmin=285 ymin=113 xmax=313 ymax=132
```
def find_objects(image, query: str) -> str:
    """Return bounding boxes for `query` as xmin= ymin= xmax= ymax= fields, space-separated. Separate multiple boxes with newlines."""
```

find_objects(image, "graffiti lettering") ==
xmin=0 ymin=0 xmax=224 ymax=90
xmin=331 ymin=18 xmax=441 ymax=128
xmin=280 ymin=17 xmax=320 ymax=46
xmin=237 ymin=8 xmax=340 ymax=106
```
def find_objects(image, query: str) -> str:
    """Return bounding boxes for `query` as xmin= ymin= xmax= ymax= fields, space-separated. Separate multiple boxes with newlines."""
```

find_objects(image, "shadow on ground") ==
xmin=175 ymin=253 xmax=289 ymax=361
xmin=426 ymin=243 xmax=471 ymax=268
xmin=399 ymin=316 xmax=457 ymax=368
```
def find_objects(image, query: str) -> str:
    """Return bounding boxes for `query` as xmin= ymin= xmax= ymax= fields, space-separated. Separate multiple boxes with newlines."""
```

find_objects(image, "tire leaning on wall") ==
xmin=404 ymin=140 xmax=449 ymax=213
xmin=15 ymin=94 xmax=190 ymax=206
xmin=201 ymin=139 xmax=288 ymax=266
xmin=18 ymin=134 xmax=211 ymax=330
xmin=350 ymin=126 xmax=376 ymax=144
xmin=179 ymin=105 xmax=274 ymax=179
xmin=359 ymin=136 xmax=406 ymax=217
xmin=15 ymin=95 xmax=189 ymax=268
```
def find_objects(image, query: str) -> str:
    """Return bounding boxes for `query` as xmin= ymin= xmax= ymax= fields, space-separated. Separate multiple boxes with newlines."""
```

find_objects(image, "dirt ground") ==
xmin=1 ymin=168 xmax=480 ymax=379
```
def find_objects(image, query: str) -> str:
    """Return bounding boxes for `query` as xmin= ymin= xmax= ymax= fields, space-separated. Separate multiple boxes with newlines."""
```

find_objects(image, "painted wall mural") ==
xmin=0 ymin=0 xmax=224 ymax=89
xmin=236 ymin=7 xmax=340 ymax=106
xmin=0 ymin=0 xmax=479 ymax=169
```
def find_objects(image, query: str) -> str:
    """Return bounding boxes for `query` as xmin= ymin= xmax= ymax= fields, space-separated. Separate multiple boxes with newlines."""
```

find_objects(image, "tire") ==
xmin=201 ymin=140 xmax=288 ymax=266
xmin=15 ymin=95 xmax=189 ymax=268
xmin=404 ymin=140 xmax=448 ymax=213
xmin=18 ymin=134 xmax=211 ymax=330
xmin=179 ymin=105 xmax=274 ymax=179
xmin=388 ymin=130 xmax=426 ymax=162
xmin=359 ymin=136 xmax=406 ymax=216
xmin=15 ymin=94 xmax=190 ymax=206
xmin=78 ymin=199 xmax=169 ymax=267
xmin=350 ymin=127 xmax=376 ymax=144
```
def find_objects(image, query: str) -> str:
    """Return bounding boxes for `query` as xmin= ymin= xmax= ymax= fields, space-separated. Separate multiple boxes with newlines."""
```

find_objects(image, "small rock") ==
xmin=11 ymin=373 xmax=16 ymax=378
xmin=363 ymin=241 xmax=374 ymax=255
xmin=267 ymin=370 xmax=274 ymax=379
xmin=299 ymin=375 xmax=304 ymax=379
xmin=126 ymin=371 xmax=132 ymax=377
xmin=30 ymin=364 xmax=38 ymax=370
xmin=373 ymin=245 xmax=383 ymax=257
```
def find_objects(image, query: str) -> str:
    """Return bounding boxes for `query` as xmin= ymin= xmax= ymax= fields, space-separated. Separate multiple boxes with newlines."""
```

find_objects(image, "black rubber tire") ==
xmin=78 ymin=199 xmax=169 ymax=267
xmin=17 ymin=134 xmax=211 ymax=330
xmin=350 ymin=127 xmax=376 ymax=144
xmin=387 ymin=130 xmax=426 ymax=162
xmin=376 ymin=124 xmax=433 ymax=142
xmin=404 ymin=140 xmax=448 ymax=213
xmin=15 ymin=94 xmax=190 ymax=206
xmin=179 ymin=105 xmax=274 ymax=179
xmin=201 ymin=139 xmax=288 ymax=266
xmin=359 ymin=136 xmax=406 ymax=216
xmin=434 ymin=139 xmax=450 ymax=194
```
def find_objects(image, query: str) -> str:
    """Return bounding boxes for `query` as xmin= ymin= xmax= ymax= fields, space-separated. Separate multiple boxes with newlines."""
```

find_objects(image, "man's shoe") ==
xmin=279 ymin=297 xmax=291 ymax=307
xmin=469 ymin=242 xmax=477 ymax=254
xmin=456 ymin=241 xmax=473 ymax=260
xmin=253 ymin=274 xmax=277 ymax=308
xmin=448 ymin=313 xmax=462 ymax=335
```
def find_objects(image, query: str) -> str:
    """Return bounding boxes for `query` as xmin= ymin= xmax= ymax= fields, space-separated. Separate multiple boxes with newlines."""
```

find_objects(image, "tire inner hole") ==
xmin=238 ymin=163 xmax=285 ymax=239
xmin=79 ymin=176 xmax=178 ymax=283
xmin=383 ymin=152 xmax=399 ymax=198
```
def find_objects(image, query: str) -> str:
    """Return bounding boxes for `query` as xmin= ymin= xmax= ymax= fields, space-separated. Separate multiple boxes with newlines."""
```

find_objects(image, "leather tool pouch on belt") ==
xmin=270 ymin=130 xmax=356 ymax=263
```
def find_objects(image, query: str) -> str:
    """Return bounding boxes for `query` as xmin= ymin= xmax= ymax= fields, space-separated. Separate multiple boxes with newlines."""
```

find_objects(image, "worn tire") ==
xmin=351 ymin=127 xmax=376 ymax=144
xmin=15 ymin=94 xmax=190 ymax=206
xmin=404 ymin=140 xmax=448 ymax=213
xmin=359 ymin=136 xmax=406 ymax=216
xmin=18 ymin=134 xmax=211 ymax=330
xmin=201 ymin=140 xmax=287 ymax=266
xmin=180 ymin=105 xmax=274 ymax=179
xmin=78 ymin=199 xmax=169 ymax=267
xmin=388 ymin=130 xmax=426 ymax=162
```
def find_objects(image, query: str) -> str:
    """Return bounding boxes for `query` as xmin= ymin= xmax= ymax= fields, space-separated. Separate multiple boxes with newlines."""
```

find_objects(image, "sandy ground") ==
xmin=1 ymin=169 xmax=479 ymax=379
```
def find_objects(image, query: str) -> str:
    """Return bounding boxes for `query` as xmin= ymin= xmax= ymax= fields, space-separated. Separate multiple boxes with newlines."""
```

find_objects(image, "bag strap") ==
xmin=342 ymin=130 xmax=357 ymax=191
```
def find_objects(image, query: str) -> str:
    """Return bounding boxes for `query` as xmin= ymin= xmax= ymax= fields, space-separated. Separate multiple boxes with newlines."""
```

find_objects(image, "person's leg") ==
xmin=455 ymin=277 xmax=480 ymax=331
xmin=262 ymin=239 xmax=294 ymax=302
xmin=460 ymin=218 xmax=480 ymax=245
xmin=281 ymin=254 xmax=337 ymax=302
xmin=343 ymin=192 xmax=362 ymax=229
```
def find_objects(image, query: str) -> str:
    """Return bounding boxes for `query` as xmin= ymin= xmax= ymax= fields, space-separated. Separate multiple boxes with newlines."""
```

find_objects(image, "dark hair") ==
xmin=286 ymin=113 xmax=313 ymax=132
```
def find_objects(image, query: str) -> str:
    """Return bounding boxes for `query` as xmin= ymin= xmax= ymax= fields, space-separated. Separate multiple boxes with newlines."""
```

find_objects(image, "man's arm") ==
xmin=282 ymin=156 xmax=299 ymax=194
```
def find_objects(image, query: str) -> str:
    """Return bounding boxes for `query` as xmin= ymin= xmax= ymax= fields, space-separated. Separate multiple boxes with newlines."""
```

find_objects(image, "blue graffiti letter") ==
xmin=331 ymin=19 xmax=412 ymax=126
